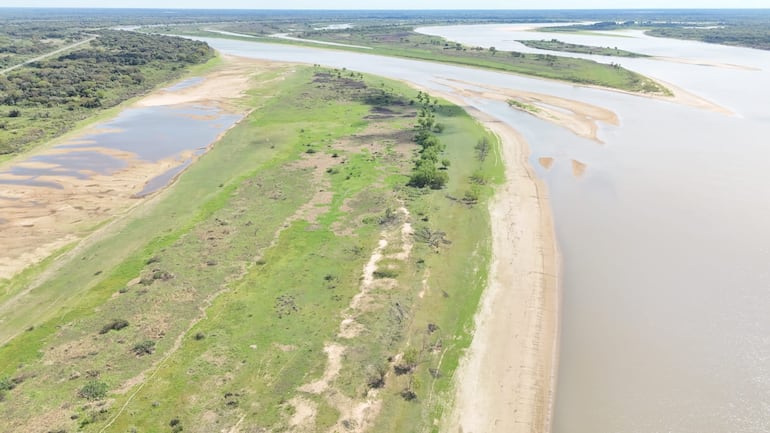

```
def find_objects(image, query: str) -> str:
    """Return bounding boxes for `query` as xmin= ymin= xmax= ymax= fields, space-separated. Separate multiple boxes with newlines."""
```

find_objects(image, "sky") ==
xmin=1 ymin=0 xmax=768 ymax=9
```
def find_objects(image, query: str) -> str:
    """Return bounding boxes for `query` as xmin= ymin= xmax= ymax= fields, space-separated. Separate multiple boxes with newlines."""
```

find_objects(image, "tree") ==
xmin=475 ymin=137 xmax=490 ymax=161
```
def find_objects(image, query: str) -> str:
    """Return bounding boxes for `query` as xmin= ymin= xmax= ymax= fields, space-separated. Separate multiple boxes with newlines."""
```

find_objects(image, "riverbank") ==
xmin=433 ymin=92 xmax=560 ymax=433
xmin=0 ymin=56 xmax=277 ymax=282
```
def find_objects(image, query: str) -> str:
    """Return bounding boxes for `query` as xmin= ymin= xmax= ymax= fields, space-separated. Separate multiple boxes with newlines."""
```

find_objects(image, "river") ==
xmin=196 ymin=25 xmax=770 ymax=433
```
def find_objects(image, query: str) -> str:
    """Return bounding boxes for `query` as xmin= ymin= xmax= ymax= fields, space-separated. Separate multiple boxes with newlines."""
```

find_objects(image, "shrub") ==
xmin=373 ymin=269 xmax=398 ymax=279
xmin=0 ymin=377 xmax=14 ymax=391
xmin=132 ymin=340 xmax=156 ymax=356
xmin=470 ymin=170 xmax=488 ymax=185
xmin=366 ymin=364 xmax=387 ymax=389
xmin=99 ymin=319 xmax=129 ymax=334
xmin=400 ymin=388 xmax=417 ymax=401
xmin=78 ymin=381 xmax=107 ymax=400
xmin=463 ymin=187 xmax=480 ymax=205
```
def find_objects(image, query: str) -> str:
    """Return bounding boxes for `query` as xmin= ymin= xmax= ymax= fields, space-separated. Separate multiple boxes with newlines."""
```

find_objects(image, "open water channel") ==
xmin=195 ymin=23 xmax=770 ymax=433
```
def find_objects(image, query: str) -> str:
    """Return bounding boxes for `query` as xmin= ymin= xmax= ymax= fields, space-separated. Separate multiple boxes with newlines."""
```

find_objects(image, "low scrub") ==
xmin=99 ymin=319 xmax=129 ymax=334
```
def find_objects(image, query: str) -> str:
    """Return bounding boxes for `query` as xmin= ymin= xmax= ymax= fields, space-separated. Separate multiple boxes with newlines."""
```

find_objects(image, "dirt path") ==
xmin=433 ymin=92 xmax=560 ymax=433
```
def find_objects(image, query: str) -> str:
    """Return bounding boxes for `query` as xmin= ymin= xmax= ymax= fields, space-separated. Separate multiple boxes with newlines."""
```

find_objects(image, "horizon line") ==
xmin=1 ymin=6 xmax=769 ymax=10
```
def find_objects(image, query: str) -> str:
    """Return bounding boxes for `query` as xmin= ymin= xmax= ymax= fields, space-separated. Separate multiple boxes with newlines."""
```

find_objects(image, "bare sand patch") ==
xmin=288 ymin=397 xmax=318 ymax=432
xmin=654 ymin=55 xmax=760 ymax=71
xmin=539 ymin=157 xmax=555 ymax=170
xmin=135 ymin=55 xmax=278 ymax=109
xmin=436 ymin=77 xmax=618 ymax=143
xmin=571 ymin=159 xmax=587 ymax=177
xmin=0 ymin=154 xmax=179 ymax=281
xmin=298 ymin=343 xmax=345 ymax=394
xmin=654 ymin=78 xmax=734 ymax=115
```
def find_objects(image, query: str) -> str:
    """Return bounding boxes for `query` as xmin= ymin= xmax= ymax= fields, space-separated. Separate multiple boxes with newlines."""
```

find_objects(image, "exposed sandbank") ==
xmin=436 ymin=77 xmax=619 ymax=143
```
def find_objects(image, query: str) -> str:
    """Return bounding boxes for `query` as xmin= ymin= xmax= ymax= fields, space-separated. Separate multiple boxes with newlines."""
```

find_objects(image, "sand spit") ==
xmin=654 ymin=78 xmax=734 ymax=115
xmin=429 ymin=89 xmax=560 ymax=433
xmin=436 ymin=77 xmax=618 ymax=143
xmin=654 ymin=55 xmax=760 ymax=71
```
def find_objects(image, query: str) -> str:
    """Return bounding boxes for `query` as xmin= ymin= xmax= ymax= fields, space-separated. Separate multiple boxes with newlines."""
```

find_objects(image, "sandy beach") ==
xmin=433 ymin=91 xmax=560 ymax=433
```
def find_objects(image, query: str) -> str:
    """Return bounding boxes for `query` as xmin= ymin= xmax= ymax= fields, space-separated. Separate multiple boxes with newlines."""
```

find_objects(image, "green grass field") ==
xmin=0 ymin=64 xmax=503 ymax=433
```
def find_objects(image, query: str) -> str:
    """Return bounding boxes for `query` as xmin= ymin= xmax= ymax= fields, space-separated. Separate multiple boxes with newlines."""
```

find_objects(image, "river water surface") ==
xmin=196 ymin=26 xmax=770 ymax=433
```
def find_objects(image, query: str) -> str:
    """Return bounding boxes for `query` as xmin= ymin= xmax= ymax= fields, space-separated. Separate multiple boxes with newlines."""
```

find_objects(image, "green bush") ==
xmin=78 ymin=380 xmax=107 ymax=400
xmin=0 ymin=377 xmax=14 ymax=391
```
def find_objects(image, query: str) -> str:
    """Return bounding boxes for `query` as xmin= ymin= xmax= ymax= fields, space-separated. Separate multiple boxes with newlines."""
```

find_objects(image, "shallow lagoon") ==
xmin=0 ymin=104 xmax=239 ymax=194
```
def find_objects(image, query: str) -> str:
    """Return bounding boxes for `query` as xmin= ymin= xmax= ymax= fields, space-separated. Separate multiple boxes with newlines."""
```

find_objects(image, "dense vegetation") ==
xmin=646 ymin=24 xmax=770 ymax=51
xmin=518 ymin=38 xmax=649 ymax=57
xmin=0 ymin=22 xmax=89 ymax=69
xmin=0 ymin=30 xmax=213 ymax=155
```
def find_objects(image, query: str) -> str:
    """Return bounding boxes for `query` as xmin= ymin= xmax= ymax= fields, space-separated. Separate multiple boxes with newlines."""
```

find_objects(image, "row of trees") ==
xmin=408 ymin=91 xmax=448 ymax=189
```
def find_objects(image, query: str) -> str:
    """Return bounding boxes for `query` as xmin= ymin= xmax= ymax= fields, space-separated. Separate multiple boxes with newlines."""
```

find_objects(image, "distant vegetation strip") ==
xmin=201 ymin=25 xmax=669 ymax=96
xmin=517 ymin=38 xmax=649 ymax=57
xmin=0 ymin=30 xmax=214 ymax=156
xmin=542 ymin=20 xmax=770 ymax=51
